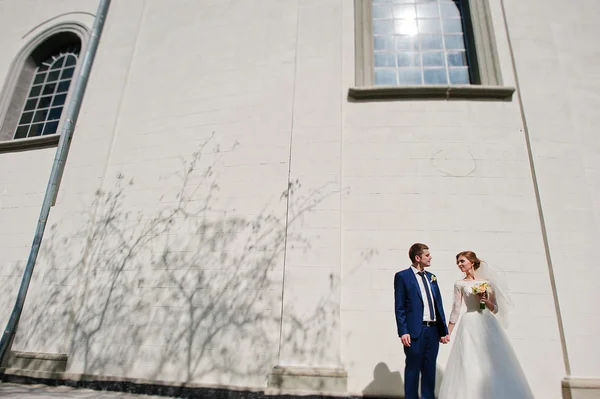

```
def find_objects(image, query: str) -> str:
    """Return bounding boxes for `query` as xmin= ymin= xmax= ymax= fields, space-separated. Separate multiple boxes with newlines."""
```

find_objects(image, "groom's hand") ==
xmin=400 ymin=334 xmax=411 ymax=347
xmin=440 ymin=335 xmax=450 ymax=344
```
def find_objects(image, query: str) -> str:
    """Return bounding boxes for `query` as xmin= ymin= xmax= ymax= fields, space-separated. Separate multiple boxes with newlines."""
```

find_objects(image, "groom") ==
xmin=394 ymin=243 xmax=449 ymax=399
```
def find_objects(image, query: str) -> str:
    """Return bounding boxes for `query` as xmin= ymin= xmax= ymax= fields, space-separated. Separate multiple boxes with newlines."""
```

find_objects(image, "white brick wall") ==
xmin=502 ymin=0 xmax=600 ymax=382
xmin=0 ymin=0 xmax=598 ymax=398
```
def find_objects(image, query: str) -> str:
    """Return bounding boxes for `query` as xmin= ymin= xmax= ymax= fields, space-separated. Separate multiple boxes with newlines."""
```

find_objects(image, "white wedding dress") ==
xmin=439 ymin=279 xmax=534 ymax=399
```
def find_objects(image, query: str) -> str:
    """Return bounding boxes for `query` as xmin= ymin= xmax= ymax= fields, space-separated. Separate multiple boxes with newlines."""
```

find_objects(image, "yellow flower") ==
xmin=430 ymin=275 xmax=437 ymax=282
xmin=472 ymin=282 xmax=490 ymax=294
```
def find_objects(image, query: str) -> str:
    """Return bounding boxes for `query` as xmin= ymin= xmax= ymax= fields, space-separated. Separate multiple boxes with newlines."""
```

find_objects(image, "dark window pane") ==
xmin=424 ymin=68 xmax=448 ymax=84
xmin=29 ymin=123 xmax=44 ymax=137
xmin=29 ymin=85 xmax=42 ymax=97
xmin=50 ymin=57 xmax=65 ymax=70
xmin=397 ymin=52 xmax=421 ymax=67
xmin=449 ymin=67 xmax=470 ymax=84
xmin=52 ymin=94 xmax=67 ymax=107
xmin=24 ymin=99 xmax=38 ymax=111
xmin=38 ymin=96 xmax=52 ymax=108
xmin=447 ymin=51 xmax=467 ymax=66
xmin=43 ymin=121 xmax=59 ymax=135
xmin=33 ymin=73 xmax=46 ymax=85
xmin=14 ymin=126 xmax=29 ymax=139
xmin=33 ymin=109 xmax=49 ymax=123
xmin=398 ymin=68 xmax=422 ymax=84
xmin=47 ymin=70 xmax=60 ymax=82
xmin=48 ymin=107 xmax=63 ymax=121
xmin=61 ymin=68 xmax=75 ymax=80
xmin=57 ymin=80 xmax=71 ymax=93
xmin=42 ymin=83 xmax=57 ymax=95
xmin=374 ymin=69 xmax=398 ymax=85
xmin=19 ymin=112 xmax=34 ymax=124
xmin=65 ymin=55 xmax=77 ymax=67
xmin=422 ymin=52 xmax=444 ymax=67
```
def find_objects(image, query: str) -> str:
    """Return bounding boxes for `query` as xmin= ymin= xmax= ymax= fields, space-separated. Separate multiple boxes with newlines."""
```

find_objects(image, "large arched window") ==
xmin=0 ymin=28 xmax=84 ymax=145
xmin=14 ymin=46 xmax=79 ymax=139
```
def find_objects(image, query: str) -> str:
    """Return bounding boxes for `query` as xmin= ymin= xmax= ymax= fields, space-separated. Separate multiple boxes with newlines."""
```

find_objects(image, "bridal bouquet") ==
xmin=472 ymin=282 xmax=491 ymax=310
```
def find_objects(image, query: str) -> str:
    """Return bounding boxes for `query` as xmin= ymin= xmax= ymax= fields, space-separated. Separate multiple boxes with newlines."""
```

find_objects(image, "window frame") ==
xmin=352 ymin=0 xmax=513 ymax=100
xmin=0 ymin=23 xmax=88 ymax=151
xmin=14 ymin=50 xmax=80 ymax=140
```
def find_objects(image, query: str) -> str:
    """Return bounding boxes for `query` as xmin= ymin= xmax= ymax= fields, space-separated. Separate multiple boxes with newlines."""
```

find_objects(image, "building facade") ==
xmin=0 ymin=1 xmax=598 ymax=398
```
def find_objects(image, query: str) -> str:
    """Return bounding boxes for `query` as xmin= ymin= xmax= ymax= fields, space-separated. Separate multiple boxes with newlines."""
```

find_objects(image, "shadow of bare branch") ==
xmin=13 ymin=136 xmax=339 ymax=387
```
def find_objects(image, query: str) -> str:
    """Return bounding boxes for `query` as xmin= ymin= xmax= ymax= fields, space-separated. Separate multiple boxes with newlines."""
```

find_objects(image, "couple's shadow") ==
xmin=362 ymin=362 xmax=444 ymax=398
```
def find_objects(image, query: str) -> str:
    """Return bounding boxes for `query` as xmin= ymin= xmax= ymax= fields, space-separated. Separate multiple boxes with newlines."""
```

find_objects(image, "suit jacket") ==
xmin=394 ymin=268 xmax=448 ymax=339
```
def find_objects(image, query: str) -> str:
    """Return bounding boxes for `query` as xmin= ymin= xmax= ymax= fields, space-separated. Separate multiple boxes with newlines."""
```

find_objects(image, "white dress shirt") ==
xmin=411 ymin=265 xmax=436 ymax=322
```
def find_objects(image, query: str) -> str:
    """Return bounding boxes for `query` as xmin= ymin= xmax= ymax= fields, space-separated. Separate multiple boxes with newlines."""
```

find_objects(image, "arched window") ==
xmin=0 ymin=28 xmax=83 ymax=144
xmin=14 ymin=46 xmax=79 ymax=139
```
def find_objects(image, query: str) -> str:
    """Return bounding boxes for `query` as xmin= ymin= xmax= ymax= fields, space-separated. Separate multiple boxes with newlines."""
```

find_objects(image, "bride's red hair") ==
xmin=456 ymin=250 xmax=482 ymax=270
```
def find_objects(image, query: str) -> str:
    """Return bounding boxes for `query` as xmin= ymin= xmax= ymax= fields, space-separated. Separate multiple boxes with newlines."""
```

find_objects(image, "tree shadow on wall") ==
xmin=14 ymin=137 xmax=340 ymax=386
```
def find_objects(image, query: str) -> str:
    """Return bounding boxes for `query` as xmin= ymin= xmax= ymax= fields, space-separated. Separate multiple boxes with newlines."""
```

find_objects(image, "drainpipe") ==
xmin=0 ymin=0 xmax=111 ymax=364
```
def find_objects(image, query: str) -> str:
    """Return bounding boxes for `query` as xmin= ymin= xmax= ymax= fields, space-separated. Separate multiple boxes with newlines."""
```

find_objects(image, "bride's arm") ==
xmin=487 ymin=283 xmax=499 ymax=314
xmin=447 ymin=282 xmax=462 ymax=335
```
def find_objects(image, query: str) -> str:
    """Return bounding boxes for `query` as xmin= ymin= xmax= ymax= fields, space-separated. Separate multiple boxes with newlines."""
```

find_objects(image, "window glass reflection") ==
xmin=424 ymin=68 xmax=448 ymax=84
xmin=372 ymin=0 xmax=471 ymax=86
xmin=375 ymin=69 xmax=398 ymax=85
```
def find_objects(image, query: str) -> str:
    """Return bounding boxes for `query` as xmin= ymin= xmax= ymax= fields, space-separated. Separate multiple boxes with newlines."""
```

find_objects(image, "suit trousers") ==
xmin=403 ymin=324 xmax=439 ymax=399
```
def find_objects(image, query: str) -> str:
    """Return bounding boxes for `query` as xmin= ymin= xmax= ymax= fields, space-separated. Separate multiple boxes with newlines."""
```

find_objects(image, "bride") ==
xmin=439 ymin=251 xmax=534 ymax=399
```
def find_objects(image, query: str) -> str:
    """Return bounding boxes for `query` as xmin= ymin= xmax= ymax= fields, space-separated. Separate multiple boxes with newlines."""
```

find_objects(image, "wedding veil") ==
xmin=475 ymin=262 xmax=514 ymax=328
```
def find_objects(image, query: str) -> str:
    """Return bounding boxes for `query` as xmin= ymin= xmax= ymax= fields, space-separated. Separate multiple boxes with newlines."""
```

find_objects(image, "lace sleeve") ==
xmin=489 ymin=281 xmax=499 ymax=314
xmin=449 ymin=282 xmax=463 ymax=324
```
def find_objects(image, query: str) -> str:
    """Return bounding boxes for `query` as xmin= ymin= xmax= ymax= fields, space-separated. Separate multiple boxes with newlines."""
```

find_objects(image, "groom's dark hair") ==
xmin=409 ymin=243 xmax=429 ymax=263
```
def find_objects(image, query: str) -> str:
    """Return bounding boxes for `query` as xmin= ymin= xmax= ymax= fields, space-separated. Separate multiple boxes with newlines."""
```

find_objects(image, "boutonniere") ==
xmin=430 ymin=275 xmax=437 ymax=283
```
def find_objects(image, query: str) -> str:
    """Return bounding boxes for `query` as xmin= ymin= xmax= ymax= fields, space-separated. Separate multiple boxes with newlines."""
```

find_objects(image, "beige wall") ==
xmin=0 ymin=0 xmax=598 ymax=398
xmin=501 ymin=0 xmax=600 ymax=381
xmin=0 ymin=0 xmax=97 ymax=363
xmin=340 ymin=1 xmax=563 ymax=397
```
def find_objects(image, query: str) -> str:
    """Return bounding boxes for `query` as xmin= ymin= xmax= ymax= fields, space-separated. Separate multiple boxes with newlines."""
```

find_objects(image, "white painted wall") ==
xmin=0 ymin=0 xmax=98 ymax=362
xmin=501 ymin=0 xmax=600 ymax=383
xmin=0 ymin=0 xmax=598 ymax=398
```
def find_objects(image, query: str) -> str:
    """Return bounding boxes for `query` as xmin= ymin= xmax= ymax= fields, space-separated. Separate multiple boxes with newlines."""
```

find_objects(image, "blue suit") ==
xmin=394 ymin=268 xmax=448 ymax=399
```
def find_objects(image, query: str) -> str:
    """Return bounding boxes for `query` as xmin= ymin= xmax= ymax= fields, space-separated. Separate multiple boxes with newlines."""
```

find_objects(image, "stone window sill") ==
xmin=0 ymin=134 xmax=60 ymax=153
xmin=348 ymin=85 xmax=515 ymax=101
